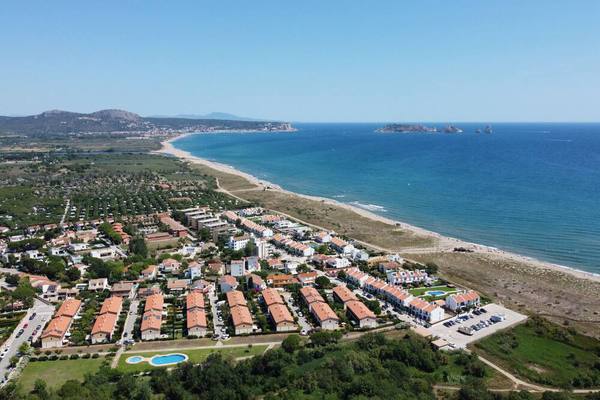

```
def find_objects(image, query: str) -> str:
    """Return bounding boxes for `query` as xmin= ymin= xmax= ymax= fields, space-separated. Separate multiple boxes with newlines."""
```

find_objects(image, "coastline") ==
xmin=155 ymin=132 xmax=600 ymax=284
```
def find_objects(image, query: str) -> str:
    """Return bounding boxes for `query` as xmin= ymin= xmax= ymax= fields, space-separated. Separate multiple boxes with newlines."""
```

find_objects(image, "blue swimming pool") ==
xmin=126 ymin=356 xmax=144 ymax=364
xmin=426 ymin=290 xmax=446 ymax=297
xmin=150 ymin=353 xmax=188 ymax=366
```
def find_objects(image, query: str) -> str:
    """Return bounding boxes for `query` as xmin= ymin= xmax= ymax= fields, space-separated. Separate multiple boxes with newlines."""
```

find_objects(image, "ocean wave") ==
xmin=350 ymin=201 xmax=387 ymax=212
xmin=332 ymin=194 xmax=346 ymax=198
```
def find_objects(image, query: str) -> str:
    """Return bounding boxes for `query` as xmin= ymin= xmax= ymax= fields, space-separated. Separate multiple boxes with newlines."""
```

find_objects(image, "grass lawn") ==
xmin=408 ymin=285 xmax=456 ymax=297
xmin=117 ymin=344 xmax=269 ymax=373
xmin=473 ymin=317 xmax=600 ymax=388
xmin=18 ymin=358 xmax=107 ymax=392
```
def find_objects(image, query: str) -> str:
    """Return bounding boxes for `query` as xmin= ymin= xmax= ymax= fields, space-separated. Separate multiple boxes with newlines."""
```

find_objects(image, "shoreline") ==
xmin=155 ymin=132 xmax=600 ymax=284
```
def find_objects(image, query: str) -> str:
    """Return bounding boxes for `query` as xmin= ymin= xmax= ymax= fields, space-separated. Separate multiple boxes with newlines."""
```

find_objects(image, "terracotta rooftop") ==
xmin=56 ymin=298 xmax=81 ymax=318
xmin=141 ymin=310 xmax=162 ymax=331
xmin=144 ymin=293 xmax=164 ymax=312
xmin=230 ymin=306 xmax=253 ymax=327
xmin=91 ymin=312 xmax=118 ymax=335
xmin=99 ymin=296 xmax=123 ymax=315
xmin=261 ymin=288 xmax=284 ymax=306
xmin=187 ymin=309 xmax=207 ymax=329
xmin=41 ymin=316 xmax=71 ymax=339
xmin=311 ymin=301 xmax=339 ymax=322
xmin=332 ymin=285 xmax=358 ymax=303
xmin=226 ymin=290 xmax=247 ymax=308
xmin=346 ymin=300 xmax=376 ymax=320
xmin=186 ymin=291 xmax=205 ymax=310
xmin=268 ymin=304 xmax=294 ymax=325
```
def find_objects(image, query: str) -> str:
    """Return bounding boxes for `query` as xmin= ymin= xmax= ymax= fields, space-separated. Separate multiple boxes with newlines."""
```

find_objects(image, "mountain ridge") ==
xmin=0 ymin=109 xmax=292 ymax=136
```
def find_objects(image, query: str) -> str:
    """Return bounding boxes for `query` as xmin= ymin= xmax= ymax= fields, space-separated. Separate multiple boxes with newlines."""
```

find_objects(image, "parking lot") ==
xmin=426 ymin=303 xmax=527 ymax=349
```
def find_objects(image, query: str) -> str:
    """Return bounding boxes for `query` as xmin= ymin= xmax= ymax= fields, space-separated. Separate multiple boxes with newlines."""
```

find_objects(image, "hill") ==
xmin=149 ymin=112 xmax=268 ymax=121
xmin=0 ymin=109 xmax=292 ymax=136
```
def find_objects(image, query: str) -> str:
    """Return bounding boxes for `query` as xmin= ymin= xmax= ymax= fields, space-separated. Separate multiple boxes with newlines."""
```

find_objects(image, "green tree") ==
xmin=129 ymin=236 xmax=148 ymax=258
xmin=282 ymin=334 xmax=302 ymax=353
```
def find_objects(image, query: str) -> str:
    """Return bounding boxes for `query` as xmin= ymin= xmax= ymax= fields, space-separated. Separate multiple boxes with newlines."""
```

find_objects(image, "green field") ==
xmin=117 ymin=345 xmax=269 ymax=373
xmin=408 ymin=285 xmax=456 ymax=297
xmin=18 ymin=358 xmax=107 ymax=392
xmin=473 ymin=317 xmax=600 ymax=388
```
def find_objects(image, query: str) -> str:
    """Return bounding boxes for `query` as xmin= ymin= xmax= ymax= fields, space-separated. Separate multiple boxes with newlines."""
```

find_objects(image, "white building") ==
xmin=228 ymin=235 xmax=250 ymax=251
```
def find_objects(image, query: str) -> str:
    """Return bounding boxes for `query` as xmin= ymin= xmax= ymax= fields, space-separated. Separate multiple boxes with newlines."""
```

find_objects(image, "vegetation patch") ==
xmin=473 ymin=316 xmax=600 ymax=388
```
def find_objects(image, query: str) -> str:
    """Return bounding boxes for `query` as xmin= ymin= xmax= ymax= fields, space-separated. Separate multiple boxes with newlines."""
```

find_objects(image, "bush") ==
xmin=37 ymin=356 xmax=48 ymax=361
xmin=69 ymin=354 xmax=79 ymax=360
xmin=49 ymin=355 xmax=58 ymax=361
xmin=59 ymin=355 xmax=69 ymax=360
xmin=92 ymin=353 xmax=100 ymax=358
xmin=82 ymin=353 xmax=91 ymax=359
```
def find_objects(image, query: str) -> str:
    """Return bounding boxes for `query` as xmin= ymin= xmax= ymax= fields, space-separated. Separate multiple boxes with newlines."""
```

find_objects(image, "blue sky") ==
xmin=1 ymin=1 xmax=599 ymax=122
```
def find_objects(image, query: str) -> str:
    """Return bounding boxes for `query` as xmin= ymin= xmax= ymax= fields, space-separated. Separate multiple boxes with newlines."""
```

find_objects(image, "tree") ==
xmin=4 ymin=274 xmax=20 ymax=286
xmin=310 ymin=330 xmax=342 ymax=346
xmin=65 ymin=267 xmax=81 ymax=282
xmin=282 ymin=334 xmax=302 ymax=353
xmin=129 ymin=236 xmax=148 ymax=258
xmin=18 ymin=342 xmax=31 ymax=355
xmin=11 ymin=278 xmax=35 ymax=308
xmin=315 ymin=276 xmax=331 ymax=289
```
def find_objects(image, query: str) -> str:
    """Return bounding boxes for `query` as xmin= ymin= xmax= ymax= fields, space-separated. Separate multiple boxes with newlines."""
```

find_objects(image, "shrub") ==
xmin=82 ymin=353 xmax=91 ymax=359
xmin=69 ymin=354 xmax=79 ymax=360
xmin=37 ymin=356 xmax=48 ymax=361
xmin=92 ymin=353 xmax=100 ymax=358
xmin=60 ymin=355 xmax=69 ymax=360
xmin=49 ymin=355 xmax=59 ymax=361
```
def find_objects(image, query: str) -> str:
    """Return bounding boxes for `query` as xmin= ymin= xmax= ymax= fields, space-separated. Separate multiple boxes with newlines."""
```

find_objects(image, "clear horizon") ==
xmin=1 ymin=1 xmax=599 ymax=122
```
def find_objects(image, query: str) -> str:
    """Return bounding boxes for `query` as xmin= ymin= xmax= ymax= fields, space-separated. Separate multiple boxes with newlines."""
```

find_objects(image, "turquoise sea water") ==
xmin=173 ymin=123 xmax=600 ymax=274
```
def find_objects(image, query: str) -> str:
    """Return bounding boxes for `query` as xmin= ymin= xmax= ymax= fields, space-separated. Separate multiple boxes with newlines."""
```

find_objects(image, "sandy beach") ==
xmin=155 ymin=132 xmax=600 ymax=284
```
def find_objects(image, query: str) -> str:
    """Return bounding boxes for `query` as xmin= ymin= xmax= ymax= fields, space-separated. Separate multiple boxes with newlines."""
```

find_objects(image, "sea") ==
xmin=172 ymin=123 xmax=600 ymax=275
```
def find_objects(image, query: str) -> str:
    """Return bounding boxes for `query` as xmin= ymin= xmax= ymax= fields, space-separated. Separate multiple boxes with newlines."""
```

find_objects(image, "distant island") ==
xmin=376 ymin=124 xmax=438 ymax=133
xmin=0 ymin=109 xmax=295 ymax=137
xmin=376 ymin=124 xmax=465 ymax=134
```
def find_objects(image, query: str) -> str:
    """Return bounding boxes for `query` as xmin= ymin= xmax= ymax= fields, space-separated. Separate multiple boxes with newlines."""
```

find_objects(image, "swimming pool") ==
xmin=425 ymin=290 xmax=446 ymax=297
xmin=149 ymin=353 xmax=188 ymax=366
xmin=126 ymin=356 xmax=144 ymax=364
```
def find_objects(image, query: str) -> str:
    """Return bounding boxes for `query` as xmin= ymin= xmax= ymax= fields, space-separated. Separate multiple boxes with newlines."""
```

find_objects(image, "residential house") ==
xmin=299 ymin=286 xmax=325 ymax=311
xmin=311 ymin=301 xmax=339 ymax=330
xmin=226 ymin=290 xmax=248 ymax=308
xmin=140 ymin=265 xmax=158 ymax=280
xmin=330 ymin=237 xmax=354 ymax=255
xmin=167 ymin=279 xmax=190 ymax=294
xmin=111 ymin=282 xmax=136 ymax=299
xmin=446 ymin=291 xmax=480 ymax=312
xmin=88 ymin=278 xmax=110 ymax=292
xmin=141 ymin=311 xmax=163 ymax=340
xmin=187 ymin=309 xmax=208 ymax=337
xmin=408 ymin=298 xmax=445 ymax=323
xmin=261 ymin=288 xmax=285 ymax=307
xmin=160 ymin=258 xmax=181 ymax=274
xmin=207 ymin=261 xmax=225 ymax=275
xmin=266 ymin=274 xmax=298 ymax=288
xmin=246 ymin=273 xmax=267 ymax=291
xmin=332 ymin=285 xmax=358 ymax=308
xmin=187 ymin=261 xmax=202 ymax=280
xmin=297 ymin=272 xmax=317 ymax=286
xmin=267 ymin=304 xmax=296 ymax=332
xmin=219 ymin=275 xmax=238 ymax=293
xmin=346 ymin=300 xmax=377 ymax=329
xmin=230 ymin=305 xmax=253 ymax=335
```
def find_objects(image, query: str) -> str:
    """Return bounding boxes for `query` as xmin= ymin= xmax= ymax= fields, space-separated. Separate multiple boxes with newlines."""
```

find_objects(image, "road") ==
xmin=121 ymin=299 xmax=139 ymax=342
xmin=59 ymin=199 xmax=70 ymax=225
xmin=0 ymin=299 xmax=54 ymax=384
xmin=281 ymin=292 xmax=311 ymax=333
xmin=207 ymin=287 xmax=225 ymax=338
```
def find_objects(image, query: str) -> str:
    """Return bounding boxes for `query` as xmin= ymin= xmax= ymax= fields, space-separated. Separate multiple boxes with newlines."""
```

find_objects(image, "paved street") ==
xmin=0 ymin=299 xmax=54 ymax=384
xmin=207 ymin=288 xmax=225 ymax=338
xmin=281 ymin=292 xmax=311 ymax=333
xmin=120 ymin=299 xmax=139 ymax=342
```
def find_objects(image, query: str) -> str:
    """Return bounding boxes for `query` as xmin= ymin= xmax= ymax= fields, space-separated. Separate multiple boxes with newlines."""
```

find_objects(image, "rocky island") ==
xmin=376 ymin=123 xmax=438 ymax=133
